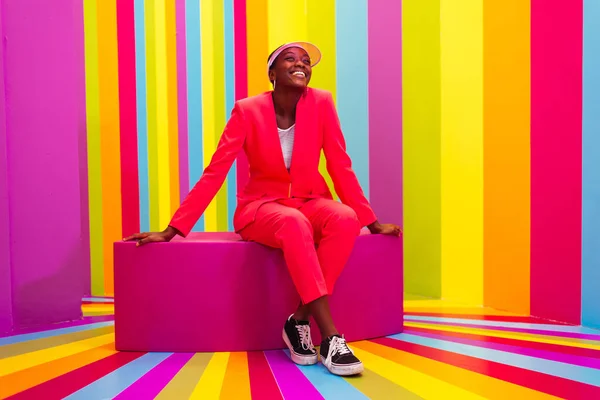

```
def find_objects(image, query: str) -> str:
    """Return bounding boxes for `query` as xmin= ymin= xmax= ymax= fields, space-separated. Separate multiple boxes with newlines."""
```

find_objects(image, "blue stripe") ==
xmin=82 ymin=297 xmax=114 ymax=303
xmin=335 ymin=0 xmax=369 ymax=196
xmin=64 ymin=352 xmax=172 ymax=399
xmin=0 ymin=321 xmax=114 ymax=346
xmin=186 ymin=0 xmax=204 ymax=232
xmin=134 ymin=0 xmax=149 ymax=232
xmin=283 ymin=350 xmax=368 ymax=399
xmin=405 ymin=316 xmax=600 ymax=334
xmin=390 ymin=333 xmax=600 ymax=386
xmin=224 ymin=0 xmax=236 ymax=231
xmin=582 ymin=0 xmax=600 ymax=330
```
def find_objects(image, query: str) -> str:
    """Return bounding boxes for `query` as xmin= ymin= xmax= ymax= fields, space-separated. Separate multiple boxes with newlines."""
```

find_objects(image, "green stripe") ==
xmin=402 ymin=0 xmax=442 ymax=297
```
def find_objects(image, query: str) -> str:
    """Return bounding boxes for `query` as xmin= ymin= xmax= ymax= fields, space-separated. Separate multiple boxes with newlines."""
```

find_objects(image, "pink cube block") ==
xmin=114 ymin=230 xmax=403 ymax=352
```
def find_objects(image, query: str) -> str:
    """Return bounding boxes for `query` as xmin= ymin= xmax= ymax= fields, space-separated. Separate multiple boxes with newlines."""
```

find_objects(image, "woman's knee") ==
xmin=277 ymin=211 xmax=314 ymax=240
xmin=329 ymin=204 xmax=360 ymax=235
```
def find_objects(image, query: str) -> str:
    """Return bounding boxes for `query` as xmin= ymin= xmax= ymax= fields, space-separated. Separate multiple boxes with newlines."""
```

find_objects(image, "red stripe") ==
xmin=7 ymin=352 xmax=145 ymax=400
xmin=233 ymin=0 xmax=249 ymax=193
xmin=404 ymin=313 xmax=574 ymax=325
xmin=530 ymin=0 xmax=583 ymax=324
xmin=373 ymin=338 xmax=600 ymax=399
xmin=405 ymin=325 xmax=600 ymax=359
xmin=116 ymin=0 xmax=140 ymax=237
xmin=247 ymin=351 xmax=282 ymax=400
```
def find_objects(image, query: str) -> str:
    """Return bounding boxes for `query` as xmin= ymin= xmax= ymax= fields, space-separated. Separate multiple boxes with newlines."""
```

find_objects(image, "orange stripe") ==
xmin=0 ymin=344 xmax=116 ymax=398
xmin=220 ymin=352 xmax=252 ymax=399
xmin=356 ymin=341 xmax=556 ymax=399
xmin=166 ymin=0 xmax=180 ymax=215
xmin=97 ymin=0 xmax=122 ymax=296
xmin=246 ymin=0 xmax=269 ymax=96
xmin=483 ymin=0 xmax=530 ymax=314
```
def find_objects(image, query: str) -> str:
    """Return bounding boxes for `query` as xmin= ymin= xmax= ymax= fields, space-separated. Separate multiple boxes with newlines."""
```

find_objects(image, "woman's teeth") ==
xmin=292 ymin=71 xmax=305 ymax=77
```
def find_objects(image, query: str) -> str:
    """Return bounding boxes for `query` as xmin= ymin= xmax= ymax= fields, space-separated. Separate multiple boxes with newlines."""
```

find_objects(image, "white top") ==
xmin=278 ymin=124 xmax=295 ymax=170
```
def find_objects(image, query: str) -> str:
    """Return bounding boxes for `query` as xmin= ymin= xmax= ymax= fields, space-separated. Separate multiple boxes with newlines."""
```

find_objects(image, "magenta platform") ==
xmin=114 ymin=230 xmax=403 ymax=352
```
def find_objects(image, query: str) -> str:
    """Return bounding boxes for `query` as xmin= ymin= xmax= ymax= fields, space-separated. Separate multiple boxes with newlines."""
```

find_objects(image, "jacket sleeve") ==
xmin=169 ymin=102 xmax=246 ymax=236
xmin=321 ymin=92 xmax=377 ymax=227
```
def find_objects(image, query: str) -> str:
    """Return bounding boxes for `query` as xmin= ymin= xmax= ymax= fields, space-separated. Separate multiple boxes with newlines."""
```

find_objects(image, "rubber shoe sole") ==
xmin=282 ymin=329 xmax=318 ymax=365
xmin=322 ymin=358 xmax=364 ymax=376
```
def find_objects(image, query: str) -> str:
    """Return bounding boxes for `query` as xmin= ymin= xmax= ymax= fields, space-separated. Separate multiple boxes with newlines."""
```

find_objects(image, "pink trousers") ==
xmin=239 ymin=198 xmax=361 ymax=304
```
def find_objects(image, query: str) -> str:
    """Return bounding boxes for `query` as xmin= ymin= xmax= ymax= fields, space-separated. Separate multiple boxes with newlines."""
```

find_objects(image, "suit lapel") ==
xmin=290 ymin=92 xmax=308 ymax=175
xmin=264 ymin=92 xmax=290 ymax=175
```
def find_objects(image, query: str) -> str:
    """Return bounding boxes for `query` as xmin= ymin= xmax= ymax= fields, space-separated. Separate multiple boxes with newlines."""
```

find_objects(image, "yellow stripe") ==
xmin=0 ymin=334 xmax=115 ymax=377
xmin=145 ymin=0 xmax=160 ymax=230
xmin=189 ymin=352 xmax=230 ymax=399
xmin=246 ymin=0 xmax=270 ymax=96
xmin=166 ymin=0 xmax=180 ymax=215
xmin=213 ymin=0 xmax=227 ymax=232
xmin=0 ymin=344 xmax=117 ymax=398
xmin=83 ymin=0 xmax=104 ymax=296
xmin=200 ymin=0 xmax=227 ymax=231
xmin=344 ymin=369 xmax=422 ymax=399
xmin=220 ymin=352 xmax=251 ymax=399
xmin=306 ymin=0 xmax=336 ymax=197
xmin=405 ymin=321 xmax=600 ymax=349
xmin=155 ymin=0 xmax=171 ymax=228
xmin=440 ymin=0 xmax=484 ymax=304
xmin=267 ymin=1 xmax=307 ymax=48
xmin=156 ymin=353 xmax=213 ymax=399
xmin=351 ymin=343 xmax=485 ymax=399
xmin=404 ymin=307 xmax=520 ymax=316
xmin=97 ymin=0 xmax=122 ymax=296
xmin=357 ymin=341 xmax=558 ymax=400
xmin=0 ymin=326 xmax=114 ymax=359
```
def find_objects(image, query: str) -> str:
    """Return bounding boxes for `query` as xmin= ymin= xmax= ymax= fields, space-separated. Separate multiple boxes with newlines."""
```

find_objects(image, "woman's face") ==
xmin=269 ymin=47 xmax=312 ymax=89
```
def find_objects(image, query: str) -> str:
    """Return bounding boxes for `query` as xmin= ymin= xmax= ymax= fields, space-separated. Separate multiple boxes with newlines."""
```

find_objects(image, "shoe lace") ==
xmin=330 ymin=336 xmax=352 ymax=357
xmin=296 ymin=324 xmax=315 ymax=351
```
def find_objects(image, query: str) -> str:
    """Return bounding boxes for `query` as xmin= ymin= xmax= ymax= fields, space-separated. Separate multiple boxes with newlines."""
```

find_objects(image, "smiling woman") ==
xmin=123 ymin=41 xmax=402 ymax=377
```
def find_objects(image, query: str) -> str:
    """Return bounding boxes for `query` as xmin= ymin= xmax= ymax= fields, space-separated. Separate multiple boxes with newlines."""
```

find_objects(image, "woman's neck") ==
xmin=272 ymin=88 xmax=303 ymax=118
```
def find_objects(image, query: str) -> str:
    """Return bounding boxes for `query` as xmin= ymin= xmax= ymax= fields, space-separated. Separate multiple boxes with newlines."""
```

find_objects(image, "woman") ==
xmin=125 ymin=42 xmax=401 ymax=376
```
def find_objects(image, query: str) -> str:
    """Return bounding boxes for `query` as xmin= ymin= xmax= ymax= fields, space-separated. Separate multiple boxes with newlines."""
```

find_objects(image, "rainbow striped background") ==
xmin=404 ymin=0 xmax=599 ymax=327
xmin=82 ymin=0 xmax=599 ymax=328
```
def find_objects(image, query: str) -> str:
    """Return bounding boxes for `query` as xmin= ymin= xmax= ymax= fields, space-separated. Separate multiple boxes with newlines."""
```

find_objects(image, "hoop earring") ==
xmin=273 ymin=79 xmax=276 ymax=90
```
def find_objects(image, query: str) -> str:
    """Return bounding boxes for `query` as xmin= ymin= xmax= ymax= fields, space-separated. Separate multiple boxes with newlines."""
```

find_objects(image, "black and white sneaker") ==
xmin=282 ymin=315 xmax=318 ymax=365
xmin=320 ymin=335 xmax=364 ymax=376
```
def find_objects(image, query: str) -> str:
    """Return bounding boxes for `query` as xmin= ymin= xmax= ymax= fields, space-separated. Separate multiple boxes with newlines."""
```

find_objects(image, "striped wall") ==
xmin=82 ymin=0 xmax=599 ymax=328
xmin=82 ymin=0 xmax=401 ymax=296
xmin=404 ymin=0 xmax=600 ymax=326
xmin=582 ymin=0 xmax=600 ymax=329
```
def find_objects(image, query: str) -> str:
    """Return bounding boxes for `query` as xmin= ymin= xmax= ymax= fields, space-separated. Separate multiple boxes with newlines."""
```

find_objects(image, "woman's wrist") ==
xmin=163 ymin=226 xmax=179 ymax=240
xmin=367 ymin=220 xmax=382 ymax=234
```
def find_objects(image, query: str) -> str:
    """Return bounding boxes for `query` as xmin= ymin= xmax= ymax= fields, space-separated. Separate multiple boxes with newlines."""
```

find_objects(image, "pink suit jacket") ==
xmin=169 ymin=87 xmax=377 ymax=236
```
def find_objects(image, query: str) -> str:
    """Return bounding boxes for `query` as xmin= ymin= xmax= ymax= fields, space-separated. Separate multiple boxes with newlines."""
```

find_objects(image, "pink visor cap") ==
xmin=267 ymin=42 xmax=322 ymax=74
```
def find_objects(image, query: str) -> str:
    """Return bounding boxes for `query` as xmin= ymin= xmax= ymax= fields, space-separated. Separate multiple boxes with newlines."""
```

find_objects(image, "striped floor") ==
xmin=1 ymin=296 xmax=600 ymax=399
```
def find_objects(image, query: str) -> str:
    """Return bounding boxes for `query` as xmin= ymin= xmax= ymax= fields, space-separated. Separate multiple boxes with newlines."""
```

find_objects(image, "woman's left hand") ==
xmin=367 ymin=221 xmax=402 ymax=236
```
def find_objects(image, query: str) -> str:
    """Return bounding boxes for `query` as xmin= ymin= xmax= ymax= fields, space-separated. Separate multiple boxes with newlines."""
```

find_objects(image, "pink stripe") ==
xmin=375 ymin=337 xmax=600 ymax=399
xmin=530 ymin=0 xmax=583 ymax=324
xmin=234 ymin=0 xmax=249 ymax=193
xmin=405 ymin=313 xmax=575 ymax=325
xmin=412 ymin=319 xmax=600 ymax=341
xmin=406 ymin=329 xmax=600 ymax=369
xmin=264 ymin=350 xmax=323 ymax=400
xmin=176 ymin=0 xmax=189 ymax=201
xmin=367 ymin=0 xmax=402 ymax=224
xmin=10 ymin=352 xmax=145 ymax=400
xmin=113 ymin=353 xmax=194 ymax=399
xmin=117 ymin=0 xmax=140 ymax=237
xmin=407 ymin=325 xmax=600 ymax=359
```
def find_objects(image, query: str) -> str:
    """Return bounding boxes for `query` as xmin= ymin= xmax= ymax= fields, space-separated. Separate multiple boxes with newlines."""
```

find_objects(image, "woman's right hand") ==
xmin=123 ymin=226 xmax=179 ymax=247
